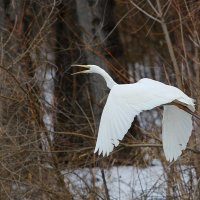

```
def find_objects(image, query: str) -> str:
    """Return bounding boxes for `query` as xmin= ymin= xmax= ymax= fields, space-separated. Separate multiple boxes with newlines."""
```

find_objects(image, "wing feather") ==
xmin=162 ymin=105 xmax=193 ymax=161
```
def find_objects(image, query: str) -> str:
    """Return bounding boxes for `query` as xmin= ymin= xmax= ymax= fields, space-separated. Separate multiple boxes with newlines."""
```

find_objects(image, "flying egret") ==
xmin=72 ymin=64 xmax=195 ymax=161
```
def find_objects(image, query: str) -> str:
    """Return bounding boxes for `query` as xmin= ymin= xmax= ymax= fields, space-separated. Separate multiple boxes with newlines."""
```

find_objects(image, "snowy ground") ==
xmin=63 ymin=160 xmax=196 ymax=200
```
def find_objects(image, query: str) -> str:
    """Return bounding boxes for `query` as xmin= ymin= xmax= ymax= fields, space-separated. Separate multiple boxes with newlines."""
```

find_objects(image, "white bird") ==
xmin=72 ymin=64 xmax=195 ymax=161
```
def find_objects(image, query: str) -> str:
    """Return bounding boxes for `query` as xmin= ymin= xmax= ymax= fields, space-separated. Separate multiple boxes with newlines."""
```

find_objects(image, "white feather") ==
xmin=162 ymin=105 xmax=193 ymax=161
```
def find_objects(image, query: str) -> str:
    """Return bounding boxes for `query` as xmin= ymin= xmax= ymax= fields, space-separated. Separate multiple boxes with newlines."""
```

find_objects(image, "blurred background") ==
xmin=0 ymin=0 xmax=200 ymax=199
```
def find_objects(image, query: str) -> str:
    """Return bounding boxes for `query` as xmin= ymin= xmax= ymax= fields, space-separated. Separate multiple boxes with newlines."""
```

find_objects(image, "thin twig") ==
xmin=101 ymin=169 xmax=110 ymax=200
xmin=129 ymin=0 xmax=161 ymax=23
xmin=168 ymin=101 xmax=200 ymax=120
xmin=0 ymin=65 xmax=28 ymax=94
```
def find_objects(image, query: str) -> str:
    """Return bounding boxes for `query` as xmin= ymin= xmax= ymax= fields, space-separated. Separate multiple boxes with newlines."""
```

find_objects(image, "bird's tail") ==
xmin=162 ymin=105 xmax=193 ymax=162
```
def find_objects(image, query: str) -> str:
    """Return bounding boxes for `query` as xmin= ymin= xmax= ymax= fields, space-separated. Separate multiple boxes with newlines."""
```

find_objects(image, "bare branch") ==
xmin=129 ymin=0 xmax=161 ymax=23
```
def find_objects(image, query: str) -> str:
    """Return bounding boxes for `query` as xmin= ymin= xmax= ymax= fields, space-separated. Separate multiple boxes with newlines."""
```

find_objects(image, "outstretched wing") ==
xmin=94 ymin=78 xmax=195 ymax=159
xmin=94 ymin=97 xmax=138 ymax=156
xmin=162 ymin=105 xmax=193 ymax=161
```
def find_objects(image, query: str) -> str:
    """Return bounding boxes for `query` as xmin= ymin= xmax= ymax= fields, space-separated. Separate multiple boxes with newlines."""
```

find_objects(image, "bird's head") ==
xmin=71 ymin=64 xmax=116 ymax=89
xmin=71 ymin=64 xmax=102 ymax=75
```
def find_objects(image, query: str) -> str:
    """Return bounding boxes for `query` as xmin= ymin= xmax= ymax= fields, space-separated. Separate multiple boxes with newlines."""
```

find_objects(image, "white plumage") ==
xmin=72 ymin=65 xmax=195 ymax=161
xmin=162 ymin=105 xmax=193 ymax=161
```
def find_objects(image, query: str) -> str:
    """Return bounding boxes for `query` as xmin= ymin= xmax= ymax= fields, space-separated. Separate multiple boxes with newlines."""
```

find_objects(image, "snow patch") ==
xmin=63 ymin=162 xmax=196 ymax=200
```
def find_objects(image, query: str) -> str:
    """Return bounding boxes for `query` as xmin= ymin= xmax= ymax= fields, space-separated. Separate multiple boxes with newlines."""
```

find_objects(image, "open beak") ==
xmin=71 ymin=64 xmax=90 ymax=75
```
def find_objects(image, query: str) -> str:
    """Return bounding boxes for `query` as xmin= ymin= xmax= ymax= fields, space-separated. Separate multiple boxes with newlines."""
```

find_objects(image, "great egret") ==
xmin=72 ymin=64 xmax=195 ymax=161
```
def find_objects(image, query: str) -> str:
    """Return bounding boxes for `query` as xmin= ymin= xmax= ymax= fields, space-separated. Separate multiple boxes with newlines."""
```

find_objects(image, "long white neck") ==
xmin=94 ymin=68 xmax=117 ymax=89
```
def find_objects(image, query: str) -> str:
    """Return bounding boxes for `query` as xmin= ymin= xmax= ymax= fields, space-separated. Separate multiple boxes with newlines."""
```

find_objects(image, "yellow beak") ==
xmin=71 ymin=64 xmax=90 ymax=75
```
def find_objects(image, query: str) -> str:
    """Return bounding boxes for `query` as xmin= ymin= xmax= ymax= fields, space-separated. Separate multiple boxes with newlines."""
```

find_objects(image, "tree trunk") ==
xmin=0 ymin=0 xmax=5 ymax=124
xmin=0 ymin=0 xmax=5 ymax=196
xmin=75 ymin=0 xmax=107 ymax=124
xmin=26 ymin=1 xmax=72 ymax=199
